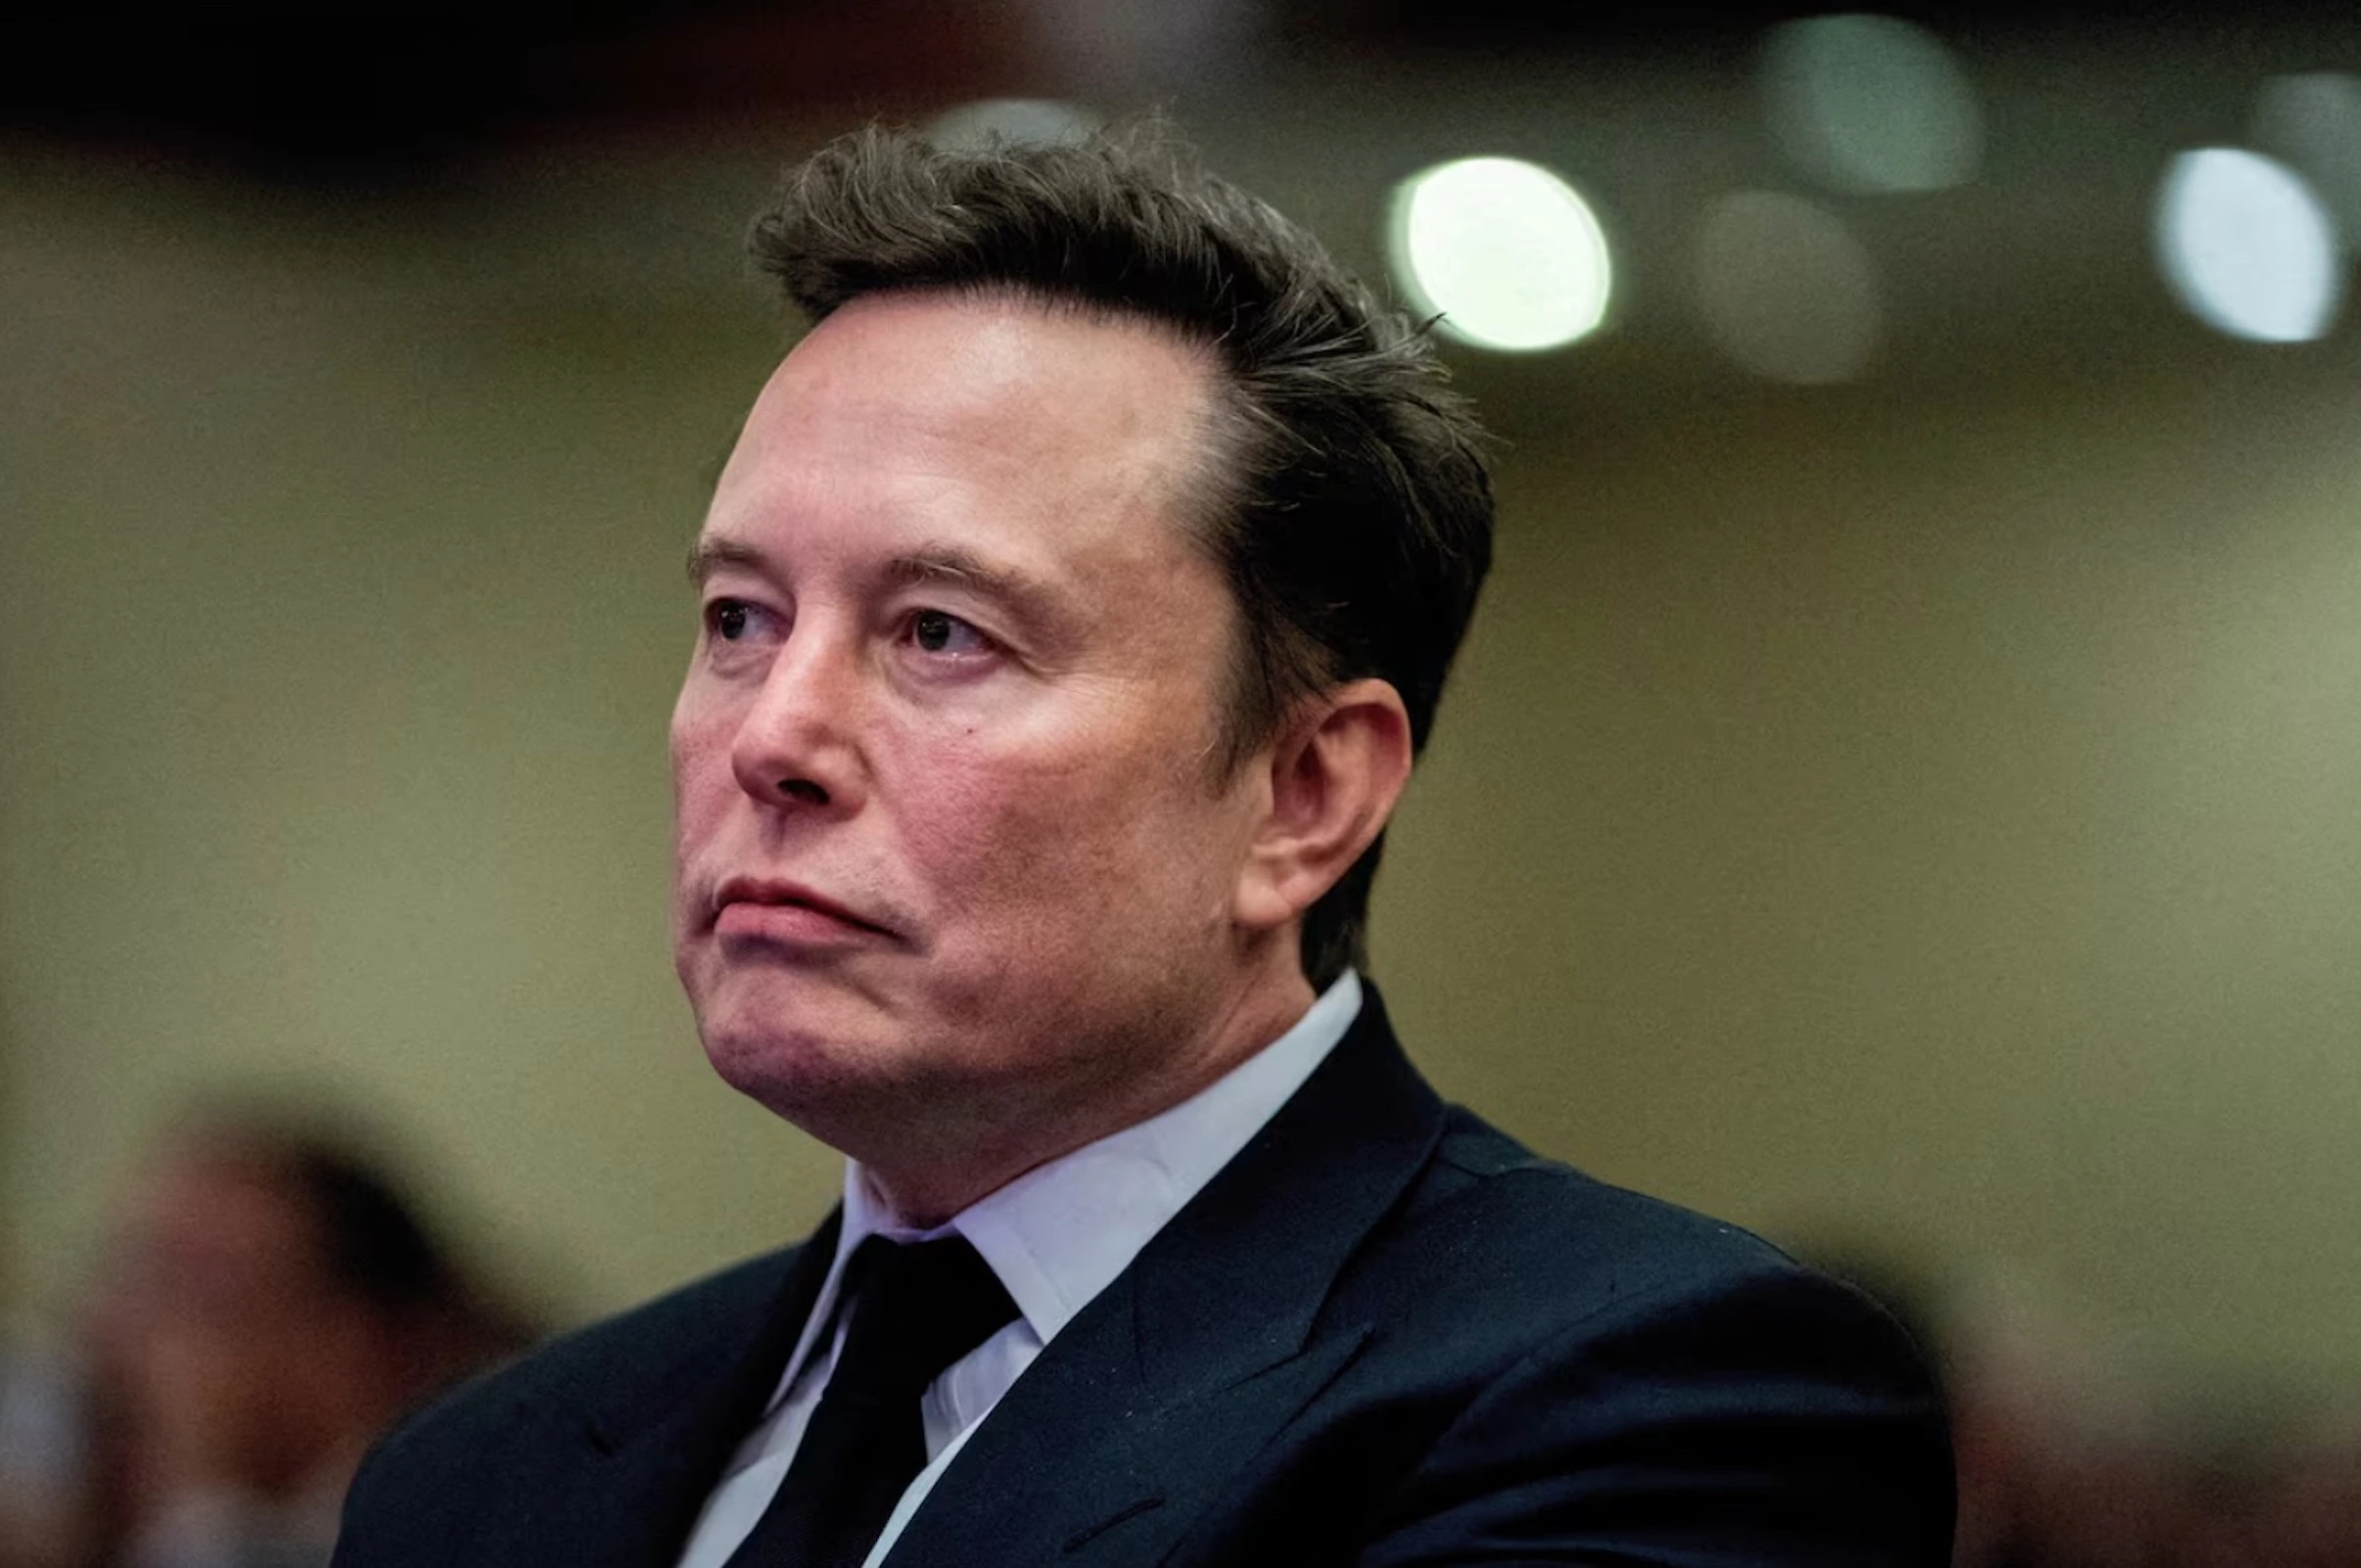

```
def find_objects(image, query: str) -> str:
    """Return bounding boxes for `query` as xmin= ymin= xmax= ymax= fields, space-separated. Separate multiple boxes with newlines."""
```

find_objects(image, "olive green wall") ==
xmin=1382 ymin=362 xmax=2361 ymax=1392
xmin=6 ymin=153 xmax=2360 ymax=1397
xmin=0 ymin=156 xmax=832 ymax=1324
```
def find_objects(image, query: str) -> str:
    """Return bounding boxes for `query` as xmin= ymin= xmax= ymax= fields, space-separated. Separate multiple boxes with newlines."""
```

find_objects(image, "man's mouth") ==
xmin=709 ymin=877 xmax=898 ymax=943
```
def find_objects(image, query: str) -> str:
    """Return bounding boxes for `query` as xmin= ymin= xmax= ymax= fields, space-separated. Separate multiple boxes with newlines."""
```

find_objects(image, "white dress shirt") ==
xmin=673 ymin=972 xmax=1364 ymax=1568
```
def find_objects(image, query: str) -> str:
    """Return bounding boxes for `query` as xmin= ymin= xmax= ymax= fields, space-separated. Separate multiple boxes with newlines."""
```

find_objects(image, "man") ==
xmin=335 ymin=124 xmax=1953 ymax=1566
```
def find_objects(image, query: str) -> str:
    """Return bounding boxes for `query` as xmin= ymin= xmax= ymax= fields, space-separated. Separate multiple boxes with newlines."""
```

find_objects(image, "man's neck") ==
xmin=859 ymin=964 xmax=1321 ymax=1229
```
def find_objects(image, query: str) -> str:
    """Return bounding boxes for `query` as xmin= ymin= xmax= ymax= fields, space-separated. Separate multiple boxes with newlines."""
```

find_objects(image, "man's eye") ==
xmin=908 ymin=610 xmax=992 ymax=658
xmin=707 ymin=600 xmax=754 ymax=640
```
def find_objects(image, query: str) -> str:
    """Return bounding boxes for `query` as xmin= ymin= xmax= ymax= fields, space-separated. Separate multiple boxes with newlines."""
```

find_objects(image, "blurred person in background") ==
xmin=45 ymin=1115 xmax=532 ymax=1568
xmin=1892 ymin=1255 xmax=2361 ymax=1568
xmin=1 ymin=1330 xmax=85 ymax=1568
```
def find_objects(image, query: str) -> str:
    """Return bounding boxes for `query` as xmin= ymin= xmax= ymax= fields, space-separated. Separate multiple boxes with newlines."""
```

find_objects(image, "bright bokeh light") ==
xmin=1694 ymin=191 xmax=1882 ymax=385
xmin=1761 ymin=13 xmax=1982 ymax=194
xmin=2251 ymin=73 xmax=2361 ymax=242
xmin=926 ymin=99 xmax=1100 ymax=152
xmin=2154 ymin=149 xmax=2343 ymax=344
xmin=1388 ymin=158 xmax=1613 ymax=351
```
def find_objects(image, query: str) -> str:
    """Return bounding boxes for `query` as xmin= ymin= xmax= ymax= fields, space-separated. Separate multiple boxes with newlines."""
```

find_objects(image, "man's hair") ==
xmin=749 ymin=122 xmax=1495 ymax=988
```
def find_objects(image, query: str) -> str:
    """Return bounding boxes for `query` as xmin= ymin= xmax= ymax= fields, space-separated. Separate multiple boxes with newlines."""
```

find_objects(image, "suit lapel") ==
xmin=532 ymin=1210 xmax=844 ymax=1568
xmin=883 ymin=990 xmax=1444 ymax=1567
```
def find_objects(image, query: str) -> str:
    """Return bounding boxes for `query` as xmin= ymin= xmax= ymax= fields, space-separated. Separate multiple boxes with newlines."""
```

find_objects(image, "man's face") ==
xmin=671 ymin=292 xmax=1268 ymax=1162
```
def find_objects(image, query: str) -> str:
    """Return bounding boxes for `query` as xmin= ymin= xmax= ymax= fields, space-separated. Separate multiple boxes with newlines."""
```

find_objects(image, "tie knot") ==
xmin=837 ymin=1234 xmax=1019 ymax=1398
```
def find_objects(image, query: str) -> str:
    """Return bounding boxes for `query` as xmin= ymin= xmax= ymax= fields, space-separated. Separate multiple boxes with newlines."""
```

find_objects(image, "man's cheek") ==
xmin=671 ymin=736 xmax=739 ymax=841
xmin=903 ymin=786 xmax=1052 ymax=911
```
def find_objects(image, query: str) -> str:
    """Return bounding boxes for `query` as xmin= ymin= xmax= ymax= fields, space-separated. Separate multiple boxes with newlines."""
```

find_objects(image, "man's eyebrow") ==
xmin=685 ymin=536 xmax=765 ymax=586
xmin=887 ymin=546 xmax=1061 ymax=616
xmin=888 ymin=544 xmax=1089 ymax=648
xmin=688 ymin=539 xmax=1078 ymax=634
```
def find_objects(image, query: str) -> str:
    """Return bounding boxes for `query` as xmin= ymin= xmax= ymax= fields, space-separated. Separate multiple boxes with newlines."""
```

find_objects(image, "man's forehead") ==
xmin=708 ymin=291 xmax=1221 ymax=548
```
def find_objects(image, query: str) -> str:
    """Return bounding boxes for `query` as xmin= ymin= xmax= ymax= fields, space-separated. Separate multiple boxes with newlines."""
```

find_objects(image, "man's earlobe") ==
xmin=1234 ymin=679 xmax=1413 ymax=932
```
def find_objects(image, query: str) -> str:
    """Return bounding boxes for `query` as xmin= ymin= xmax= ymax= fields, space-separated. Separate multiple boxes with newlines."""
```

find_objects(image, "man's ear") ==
xmin=1233 ymin=679 xmax=1414 ymax=934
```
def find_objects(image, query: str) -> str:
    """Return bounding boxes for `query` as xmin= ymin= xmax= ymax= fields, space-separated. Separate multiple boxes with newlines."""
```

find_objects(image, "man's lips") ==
xmin=709 ymin=877 xmax=899 ymax=944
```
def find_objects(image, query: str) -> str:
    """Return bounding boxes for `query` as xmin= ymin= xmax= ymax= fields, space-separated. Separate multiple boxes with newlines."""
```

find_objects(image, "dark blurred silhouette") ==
xmin=3 ymin=1115 xmax=534 ymax=1568
xmin=1797 ymin=1242 xmax=2361 ymax=1568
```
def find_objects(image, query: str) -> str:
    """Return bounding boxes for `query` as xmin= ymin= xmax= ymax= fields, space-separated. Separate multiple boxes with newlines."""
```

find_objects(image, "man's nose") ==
xmin=727 ymin=629 xmax=865 ymax=814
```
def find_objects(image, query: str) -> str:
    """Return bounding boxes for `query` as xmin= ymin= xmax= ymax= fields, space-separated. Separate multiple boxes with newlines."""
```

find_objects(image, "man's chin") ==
xmin=703 ymin=1022 xmax=840 ymax=1099
xmin=684 ymin=961 xmax=883 ymax=1068
xmin=695 ymin=1006 xmax=909 ymax=1130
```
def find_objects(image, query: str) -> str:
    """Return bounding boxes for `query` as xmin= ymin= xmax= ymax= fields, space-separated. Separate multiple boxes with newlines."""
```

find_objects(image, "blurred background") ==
xmin=6 ymin=2 xmax=2361 ymax=1562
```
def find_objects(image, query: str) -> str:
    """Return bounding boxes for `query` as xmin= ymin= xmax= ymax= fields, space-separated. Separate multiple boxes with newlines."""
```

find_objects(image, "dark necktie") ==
xmin=722 ymin=1234 xmax=1019 ymax=1568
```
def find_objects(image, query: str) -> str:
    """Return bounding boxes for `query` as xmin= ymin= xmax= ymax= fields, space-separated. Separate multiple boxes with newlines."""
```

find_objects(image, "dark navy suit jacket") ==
xmin=335 ymin=991 xmax=1955 ymax=1565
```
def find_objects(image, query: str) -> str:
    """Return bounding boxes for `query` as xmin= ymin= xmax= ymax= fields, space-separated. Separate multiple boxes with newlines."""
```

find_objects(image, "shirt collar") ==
xmin=835 ymin=970 xmax=1363 ymax=1350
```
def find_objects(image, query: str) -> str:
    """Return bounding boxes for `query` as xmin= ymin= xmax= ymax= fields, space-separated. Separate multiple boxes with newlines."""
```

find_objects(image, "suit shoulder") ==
xmin=366 ymin=1245 xmax=797 ymax=1472
xmin=336 ymin=1247 xmax=807 ymax=1565
xmin=559 ymin=1246 xmax=801 ymax=1368
xmin=1364 ymin=1105 xmax=1936 ymax=1387
xmin=1417 ymin=1104 xmax=1799 ymax=1284
xmin=1341 ymin=1110 xmax=1954 ymax=1561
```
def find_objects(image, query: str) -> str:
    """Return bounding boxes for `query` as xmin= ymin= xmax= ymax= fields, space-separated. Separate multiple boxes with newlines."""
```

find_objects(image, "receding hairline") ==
xmin=785 ymin=278 xmax=1255 ymax=541
xmin=796 ymin=277 xmax=1230 ymax=374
